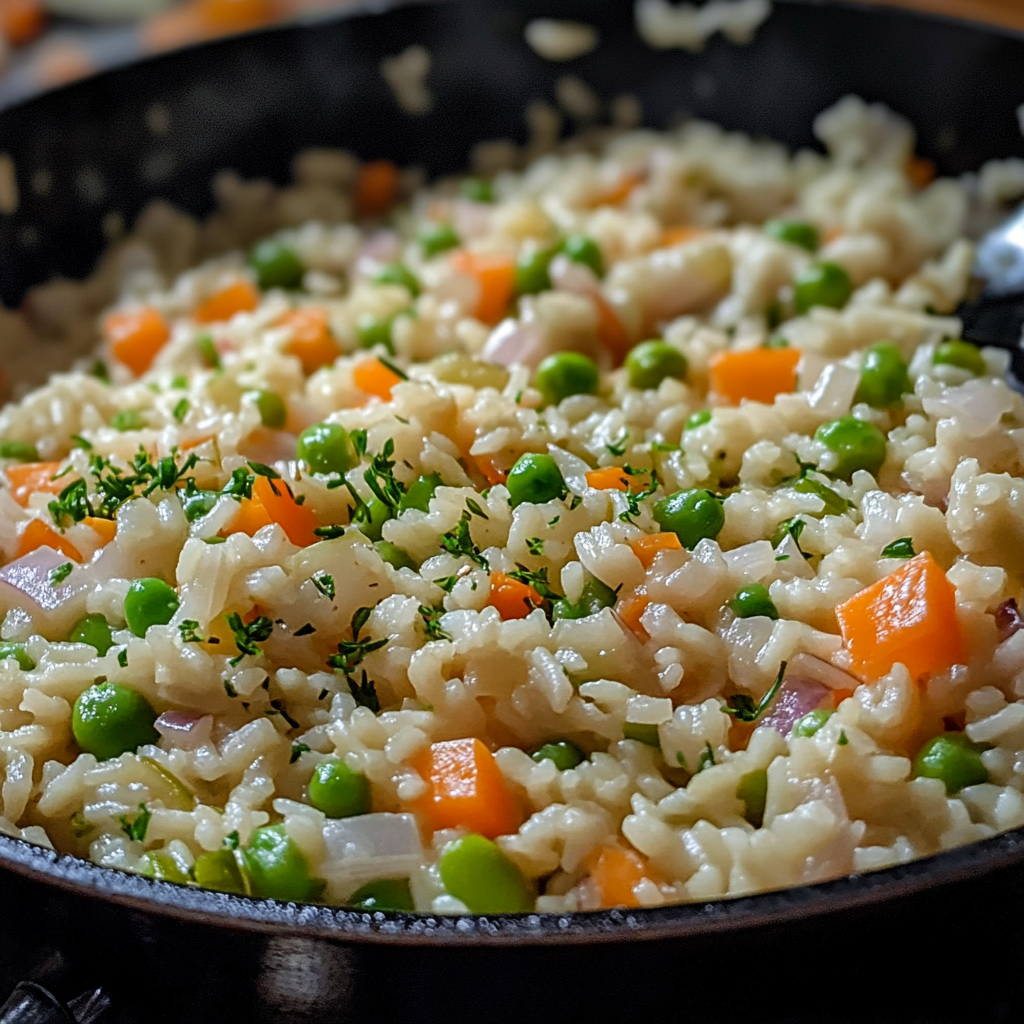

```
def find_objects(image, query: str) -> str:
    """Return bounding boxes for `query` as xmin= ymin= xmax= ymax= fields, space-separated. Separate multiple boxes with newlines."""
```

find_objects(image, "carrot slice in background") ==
xmin=592 ymin=292 xmax=631 ymax=365
xmin=630 ymin=532 xmax=682 ymax=569
xmin=104 ymin=308 xmax=170 ymax=377
xmin=16 ymin=519 xmax=81 ymax=561
xmin=83 ymin=517 xmax=116 ymax=546
xmin=353 ymin=358 xmax=403 ymax=401
xmin=194 ymin=280 xmax=259 ymax=324
xmin=488 ymin=572 xmax=543 ymax=620
xmin=449 ymin=251 xmax=515 ymax=325
xmin=616 ymin=594 xmax=650 ymax=638
xmin=835 ymin=551 xmax=963 ymax=682
xmin=660 ymin=225 xmax=708 ymax=248
xmin=198 ymin=0 xmax=274 ymax=31
xmin=411 ymin=738 xmax=521 ymax=838
xmin=0 ymin=0 xmax=45 ymax=46
xmin=353 ymin=160 xmax=401 ymax=217
xmin=587 ymin=846 xmax=658 ymax=909
xmin=6 ymin=462 xmax=64 ymax=507
xmin=253 ymin=474 xmax=318 ymax=547
xmin=905 ymin=156 xmax=937 ymax=190
xmin=279 ymin=307 xmax=340 ymax=374
xmin=588 ymin=171 xmax=644 ymax=209
xmin=709 ymin=347 xmax=802 ymax=405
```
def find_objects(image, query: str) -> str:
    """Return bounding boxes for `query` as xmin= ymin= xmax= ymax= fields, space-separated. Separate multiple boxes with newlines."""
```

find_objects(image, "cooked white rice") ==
xmin=2 ymin=95 xmax=1024 ymax=914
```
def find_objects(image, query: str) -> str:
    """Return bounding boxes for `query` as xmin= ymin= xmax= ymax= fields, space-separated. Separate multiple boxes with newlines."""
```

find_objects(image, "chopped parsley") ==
xmin=378 ymin=355 xmax=408 ymax=381
xmin=311 ymin=572 xmax=336 ymax=601
xmin=351 ymin=606 xmax=373 ymax=639
xmin=605 ymin=430 xmax=628 ymax=457
xmin=723 ymin=661 xmax=787 ymax=723
xmin=526 ymin=537 xmax=545 ymax=556
xmin=225 ymin=613 xmax=274 ymax=666
xmin=838 ymin=730 xmax=849 ymax=746
xmin=313 ymin=525 xmax=346 ymax=540
xmin=419 ymin=604 xmax=452 ymax=642
xmin=172 ymin=398 xmax=190 ymax=423
xmin=440 ymin=510 xmax=489 ymax=569
xmin=881 ymin=537 xmax=915 ymax=559
xmin=222 ymin=467 xmax=255 ymax=501
xmin=771 ymin=517 xmax=811 ymax=559
xmin=224 ymin=830 xmax=240 ymax=850
xmin=696 ymin=742 xmax=716 ymax=772
xmin=196 ymin=333 xmax=221 ymax=369
xmin=508 ymin=564 xmax=561 ymax=601
xmin=675 ymin=751 xmax=688 ymax=770
xmin=290 ymin=741 xmax=311 ymax=764
xmin=347 ymin=670 xmax=380 ymax=713
xmin=118 ymin=803 xmax=151 ymax=843
xmin=618 ymin=468 xmax=660 ymax=525
xmin=48 ymin=562 xmax=73 ymax=587
xmin=117 ymin=649 xmax=128 ymax=668
xmin=465 ymin=498 xmax=489 ymax=520
xmin=294 ymin=622 xmax=316 ymax=637
xmin=178 ymin=620 xmax=205 ymax=644
xmin=433 ymin=575 xmax=461 ymax=593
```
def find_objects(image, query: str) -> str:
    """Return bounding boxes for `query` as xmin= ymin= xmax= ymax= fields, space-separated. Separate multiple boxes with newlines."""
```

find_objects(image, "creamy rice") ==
xmin=1 ymin=95 xmax=1024 ymax=914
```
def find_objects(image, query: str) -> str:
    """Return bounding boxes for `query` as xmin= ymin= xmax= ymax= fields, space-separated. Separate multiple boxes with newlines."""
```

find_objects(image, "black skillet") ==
xmin=2 ymin=2 xmax=1024 ymax=1021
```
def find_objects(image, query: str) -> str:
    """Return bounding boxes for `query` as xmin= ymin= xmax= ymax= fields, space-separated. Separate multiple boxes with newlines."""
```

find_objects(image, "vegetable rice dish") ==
xmin=2 ymin=95 xmax=1024 ymax=915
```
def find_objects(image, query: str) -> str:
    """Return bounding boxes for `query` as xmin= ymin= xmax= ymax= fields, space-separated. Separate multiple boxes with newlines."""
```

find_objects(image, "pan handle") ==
xmin=857 ymin=0 xmax=1024 ymax=32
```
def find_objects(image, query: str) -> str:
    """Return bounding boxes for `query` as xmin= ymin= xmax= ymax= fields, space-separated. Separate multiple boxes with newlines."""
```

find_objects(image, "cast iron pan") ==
xmin=2 ymin=2 xmax=1024 ymax=1020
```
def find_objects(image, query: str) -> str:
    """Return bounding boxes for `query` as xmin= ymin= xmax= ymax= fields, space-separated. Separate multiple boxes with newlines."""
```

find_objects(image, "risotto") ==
xmin=1 ymin=95 xmax=1024 ymax=915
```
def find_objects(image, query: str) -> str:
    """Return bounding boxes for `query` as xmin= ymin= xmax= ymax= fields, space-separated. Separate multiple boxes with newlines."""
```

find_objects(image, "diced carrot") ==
xmin=660 ymin=225 xmax=708 ymax=248
xmin=353 ymin=160 xmax=401 ymax=218
xmin=588 ymin=171 xmax=644 ymax=209
xmin=229 ymin=495 xmax=273 ymax=538
xmin=6 ymin=462 xmax=64 ymax=507
xmin=104 ymin=308 xmax=170 ymax=377
xmin=592 ymin=292 xmax=631 ymax=365
xmin=279 ymin=307 xmax=340 ymax=375
xmin=198 ymin=0 xmax=274 ymax=32
xmin=353 ymin=358 xmax=403 ymax=401
xmin=586 ymin=467 xmax=630 ymax=492
xmin=488 ymin=572 xmax=543 ymax=620
xmin=179 ymin=433 xmax=218 ymax=453
xmin=630 ymin=532 xmax=683 ymax=569
xmin=709 ymin=347 xmax=802 ymax=405
xmin=616 ymin=594 xmax=650 ymax=639
xmin=16 ymin=518 xmax=81 ymax=562
xmin=906 ymin=156 xmax=937 ymax=190
xmin=474 ymin=455 xmax=508 ymax=487
xmin=728 ymin=719 xmax=756 ymax=752
xmin=83 ymin=516 xmax=116 ymax=546
xmin=0 ymin=0 xmax=45 ymax=46
xmin=194 ymin=280 xmax=259 ymax=324
xmin=411 ymin=737 xmax=521 ymax=838
xmin=835 ymin=552 xmax=963 ymax=683
xmin=587 ymin=846 xmax=657 ymax=909
xmin=253 ymin=474 xmax=319 ymax=547
xmin=449 ymin=251 xmax=516 ymax=326
xmin=830 ymin=688 xmax=855 ymax=708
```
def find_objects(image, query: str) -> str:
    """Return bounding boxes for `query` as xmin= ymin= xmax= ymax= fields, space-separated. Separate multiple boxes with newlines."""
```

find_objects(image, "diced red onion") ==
xmin=155 ymin=711 xmax=214 ymax=750
xmin=761 ymin=676 xmax=830 ymax=736
xmin=359 ymin=229 xmax=401 ymax=264
xmin=482 ymin=318 xmax=549 ymax=368
xmin=996 ymin=598 xmax=1024 ymax=643
xmin=549 ymin=254 xmax=600 ymax=296
xmin=0 ymin=547 xmax=82 ymax=612
xmin=452 ymin=199 xmax=494 ymax=241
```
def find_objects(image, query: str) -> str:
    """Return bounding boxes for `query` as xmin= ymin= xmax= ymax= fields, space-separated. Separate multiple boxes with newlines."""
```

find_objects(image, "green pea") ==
xmin=792 ymin=709 xmax=833 ymax=738
xmin=653 ymin=488 xmax=725 ymax=550
xmin=912 ymin=733 xmax=988 ymax=795
xmin=0 ymin=643 xmax=34 ymax=671
xmin=181 ymin=484 xmax=219 ymax=523
xmin=855 ymin=342 xmax=910 ymax=408
xmin=308 ymin=758 xmax=371 ymax=819
xmin=194 ymin=849 xmax=248 ymax=895
xmin=530 ymin=740 xmax=585 ymax=771
xmin=348 ymin=878 xmax=415 ymax=912
xmin=552 ymin=577 xmax=617 ymax=620
xmin=794 ymin=262 xmax=853 ymax=314
xmin=398 ymin=473 xmax=442 ymax=514
xmin=535 ymin=351 xmax=600 ymax=406
xmin=0 ymin=440 xmax=39 ymax=462
xmin=815 ymin=416 xmax=887 ymax=480
xmin=111 ymin=410 xmax=146 ymax=432
xmin=138 ymin=850 xmax=191 ymax=884
xmin=737 ymin=769 xmax=767 ymax=828
xmin=685 ymin=409 xmax=712 ymax=431
xmin=438 ymin=834 xmax=532 ymax=914
xmin=728 ymin=584 xmax=778 ymax=620
xmin=561 ymin=234 xmax=605 ymax=277
xmin=354 ymin=496 xmax=390 ymax=542
xmin=623 ymin=722 xmax=660 ymax=746
xmin=506 ymin=452 xmax=567 ymax=507
xmin=765 ymin=219 xmax=819 ymax=252
xmin=124 ymin=578 xmax=180 ymax=638
xmin=625 ymin=340 xmax=689 ymax=390
xmin=251 ymin=389 xmax=287 ymax=429
xmin=375 ymin=540 xmax=417 ymax=571
xmin=461 ymin=177 xmax=495 ymax=203
xmin=933 ymin=340 xmax=986 ymax=377
xmin=419 ymin=222 xmax=461 ymax=258
xmin=68 ymin=614 xmax=114 ymax=656
xmin=373 ymin=263 xmax=421 ymax=298
xmin=514 ymin=247 xmax=557 ymax=296
xmin=249 ymin=239 xmax=305 ymax=290
xmin=241 ymin=824 xmax=324 ymax=903
xmin=356 ymin=313 xmax=397 ymax=354
xmin=296 ymin=422 xmax=358 ymax=476
xmin=72 ymin=682 xmax=158 ymax=761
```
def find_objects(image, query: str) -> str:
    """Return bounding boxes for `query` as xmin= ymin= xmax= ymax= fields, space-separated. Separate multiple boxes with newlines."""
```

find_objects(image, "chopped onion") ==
xmin=359 ymin=229 xmax=401 ymax=264
xmin=0 ymin=547 xmax=85 ymax=612
xmin=761 ymin=675 xmax=830 ymax=736
xmin=155 ymin=711 xmax=214 ymax=750
xmin=482 ymin=318 xmax=548 ymax=368
xmin=546 ymin=444 xmax=590 ymax=495
xmin=452 ymin=198 xmax=494 ymax=241
xmin=923 ymin=379 xmax=1015 ymax=439
xmin=549 ymin=254 xmax=599 ymax=296
xmin=808 ymin=363 xmax=861 ymax=419
xmin=786 ymin=652 xmax=861 ymax=691
xmin=239 ymin=429 xmax=299 ymax=466
xmin=996 ymin=598 xmax=1024 ymax=643
xmin=722 ymin=540 xmax=776 ymax=581
xmin=322 ymin=812 xmax=424 ymax=885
